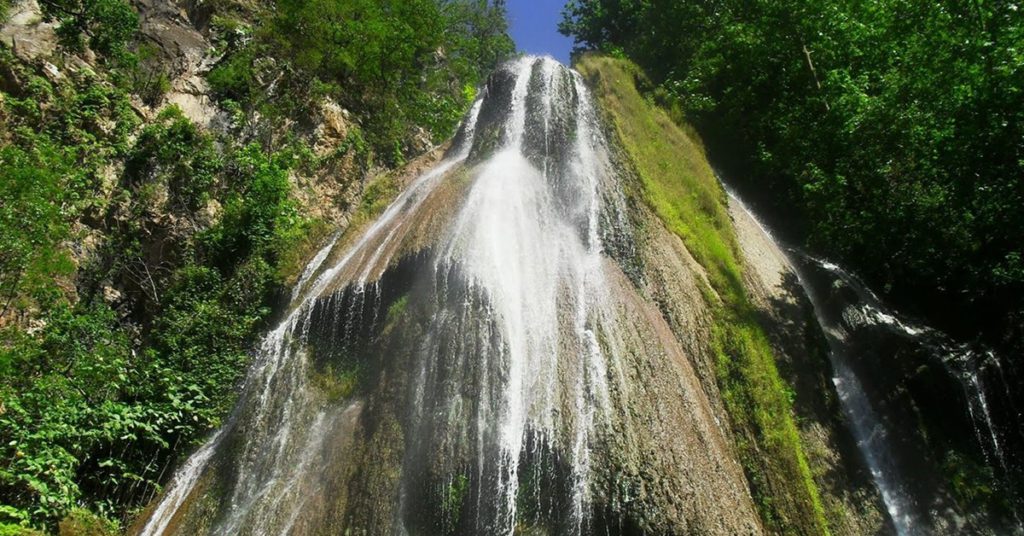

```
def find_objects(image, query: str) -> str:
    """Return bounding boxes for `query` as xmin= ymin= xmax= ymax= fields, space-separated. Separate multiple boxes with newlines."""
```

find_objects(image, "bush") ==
xmin=200 ymin=143 xmax=295 ymax=266
xmin=0 ymin=93 xmax=307 ymax=529
xmin=0 ymin=524 xmax=44 ymax=536
xmin=0 ymin=142 xmax=77 ymax=320
xmin=118 ymin=43 xmax=172 ymax=105
xmin=206 ymin=49 xmax=257 ymax=103
xmin=124 ymin=106 xmax=222 ymax=211
xmin=42 ymin=0 xmax=138 ymax=58
xmin=150 ymin=262 xmax=271 ymax=426
xmin=0 ymin=301 xmax=145 ymax=529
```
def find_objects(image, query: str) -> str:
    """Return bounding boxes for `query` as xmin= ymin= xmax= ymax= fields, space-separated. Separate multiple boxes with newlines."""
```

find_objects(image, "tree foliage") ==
xmin=208 ymin=0 xmax=514 ymax=163
xmin=39 ymin=0 xmax=138 ymax=57
xmin=561 ymin=0 xmax=1024 ymax=347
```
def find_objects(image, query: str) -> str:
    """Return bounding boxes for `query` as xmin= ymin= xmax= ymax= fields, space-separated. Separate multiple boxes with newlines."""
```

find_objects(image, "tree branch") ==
xmin=802 ymin=43 xmax=830 ymax=112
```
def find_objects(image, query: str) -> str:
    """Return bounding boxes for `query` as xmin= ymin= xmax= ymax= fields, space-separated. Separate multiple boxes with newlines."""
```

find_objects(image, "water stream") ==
xmin=726 ymin=185 xmax=1023 ymax=535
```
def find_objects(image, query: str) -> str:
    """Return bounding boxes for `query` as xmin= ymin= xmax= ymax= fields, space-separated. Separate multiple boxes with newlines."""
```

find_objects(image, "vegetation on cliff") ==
xmin=578 ymin=55 xmax=829 ymax=535
xmin=561 ymin=0 xmax=1024 ymax=354
xmin=206 ymin=0 xmax=513 ymax=163
xmin=0 ymin=0 xmax=512 ymax=532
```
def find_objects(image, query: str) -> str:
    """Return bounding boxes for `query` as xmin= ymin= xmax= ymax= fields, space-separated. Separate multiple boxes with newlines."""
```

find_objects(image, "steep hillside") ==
xmin=0 ymin=0 xmax=511 ymax=532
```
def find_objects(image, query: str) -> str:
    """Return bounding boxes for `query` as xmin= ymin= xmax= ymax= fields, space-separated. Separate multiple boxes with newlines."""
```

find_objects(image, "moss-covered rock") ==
xmin=57 ymin=510 xmax=117 ymax=536
xmin=578 ymin=53 xmax=833 ymax=536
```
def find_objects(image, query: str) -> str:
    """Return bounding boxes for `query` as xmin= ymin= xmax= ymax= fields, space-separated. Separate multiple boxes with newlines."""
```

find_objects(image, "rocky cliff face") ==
xmin=0 ymin=0 xmax=380 ymax=307
xmin=139 ymin=51 xmax=1021 ymax=536
xmin=130 ymin=56 xmax=780 ymax=536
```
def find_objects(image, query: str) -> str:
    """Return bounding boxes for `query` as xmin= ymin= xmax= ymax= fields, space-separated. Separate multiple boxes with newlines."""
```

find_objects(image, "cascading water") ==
xmin=800 ymin=256 xmax=1024 ymax=534
xmin=726 ymin=186 xmax=1024 ymax=535
xmin=134 ymin=56 xmax=764 ymax=536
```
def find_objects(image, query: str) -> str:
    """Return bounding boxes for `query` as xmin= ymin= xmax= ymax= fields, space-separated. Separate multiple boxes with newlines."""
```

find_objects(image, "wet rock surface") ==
xmin=134 ymin=57 xmax=767 ymax=535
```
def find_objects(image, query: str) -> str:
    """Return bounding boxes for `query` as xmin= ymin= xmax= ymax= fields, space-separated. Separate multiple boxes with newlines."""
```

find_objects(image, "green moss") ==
xmin=579 ymin=54 xmax=829 ymax=535
xmin=441 ymin=473 xmax=468 ymax=534
xmin=310 ymin=361 xmax=362 ymax=402
xmin=56 ymin=509 xmax=118 ymax=536
xmin=711 ymin=313 xmax=829 ymax=533
xmin=386 ymin=295 xmax=409 ymax=326
xmin=942 ymin=451 xmax=999 ymax=509
xmin=355 ymin=174 xmax=401 ymax=224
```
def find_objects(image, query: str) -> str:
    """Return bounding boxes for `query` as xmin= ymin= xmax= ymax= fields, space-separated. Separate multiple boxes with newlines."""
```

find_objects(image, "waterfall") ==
xmin=134 ymin=54 xmax=1021 ymax=536
xmin=135 ymin=56 xmax=765 ymax=536
xmin=804 ymin=256 xmax=1024 ymax=534
xmin=725 ymin=185 xmax=1024 ymax=535
xmin=409 ymin=55 xmax=623 ymax=534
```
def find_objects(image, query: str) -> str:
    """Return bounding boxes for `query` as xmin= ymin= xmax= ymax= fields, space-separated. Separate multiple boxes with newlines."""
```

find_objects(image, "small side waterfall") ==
xmin=802 ymin=256 xmax=1024 ymax=534
xmin=726 ymin=186 xmax=1024 ymax=535
xmin=135 ymin=56 xmax=763 ymax=536
xmin=795 ymin=255 xmax=924 ymax=536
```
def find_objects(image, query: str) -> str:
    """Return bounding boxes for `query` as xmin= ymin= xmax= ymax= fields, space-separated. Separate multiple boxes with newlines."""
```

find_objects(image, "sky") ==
xmin=506 ymin=0 xmax=574 ymax=64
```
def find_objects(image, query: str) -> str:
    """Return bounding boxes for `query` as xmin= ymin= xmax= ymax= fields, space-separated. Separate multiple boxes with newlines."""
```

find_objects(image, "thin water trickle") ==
xmin=137 ymin=430 xmax=224 ymax=536
xmin=290 ymin=230 xmax=340 ymax=303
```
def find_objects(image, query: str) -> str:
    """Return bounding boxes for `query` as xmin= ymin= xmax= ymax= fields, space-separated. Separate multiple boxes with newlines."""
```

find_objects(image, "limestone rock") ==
xmin=313 ymin=98 xmax=351 ymax=156
xmin=0 ymin=0 xmax=58 ymax=63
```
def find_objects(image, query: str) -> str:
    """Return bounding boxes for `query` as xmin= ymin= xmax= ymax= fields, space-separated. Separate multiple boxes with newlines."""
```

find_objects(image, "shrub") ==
xmin=42 ymin=0 xmax=138 ymax=58
xmin=124 ymin=106 xmax=222 ymax=211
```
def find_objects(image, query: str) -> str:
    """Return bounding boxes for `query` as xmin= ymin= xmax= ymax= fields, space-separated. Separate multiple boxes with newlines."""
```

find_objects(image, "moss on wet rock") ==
xmin=578 ymin=54 xmax=831 ymax=536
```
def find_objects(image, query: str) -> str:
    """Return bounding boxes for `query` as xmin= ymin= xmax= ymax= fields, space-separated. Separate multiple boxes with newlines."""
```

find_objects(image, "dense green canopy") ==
xmin=562 ymin=0 xmax=1024 ymax=348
